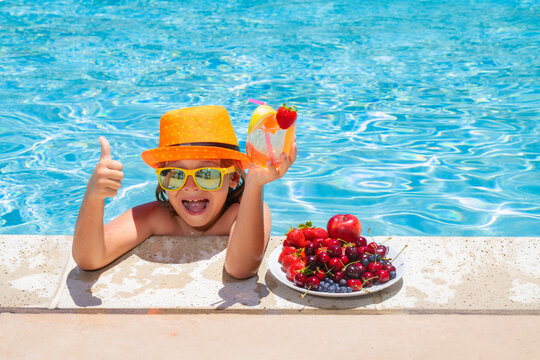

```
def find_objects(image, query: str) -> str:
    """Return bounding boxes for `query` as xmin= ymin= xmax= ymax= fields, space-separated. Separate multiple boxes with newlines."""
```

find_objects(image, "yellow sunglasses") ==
xmin=156 ymin=166 xmax=235 ymax=191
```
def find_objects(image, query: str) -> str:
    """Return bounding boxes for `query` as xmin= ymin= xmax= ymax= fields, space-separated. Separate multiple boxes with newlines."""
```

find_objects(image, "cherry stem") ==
xmin=367 ymin=227 xmax=375 ymax=243
xmin=391 ymin=244 xmax=408 ymax=262
xmin=342 ymin=259 xmax=360 ymax=271
xmin=300 ymin=267 xmax=315 ymax=276
xmin=301 ymin=285 xmax=312 ymax=299
xmin=361 ymin=276 xmax=377 ymax=289
xmin=381 ymin=236 xmax=392 ymax=244
xmin=353 ymin=283 xmax=370 ymax=293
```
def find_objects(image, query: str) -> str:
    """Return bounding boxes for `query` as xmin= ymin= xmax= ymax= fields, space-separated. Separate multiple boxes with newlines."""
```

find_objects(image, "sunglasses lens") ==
xmin=159 ymin=169 xmax=185 ymax=190
xmin=195 ymin=168 xmax=222 ymax=190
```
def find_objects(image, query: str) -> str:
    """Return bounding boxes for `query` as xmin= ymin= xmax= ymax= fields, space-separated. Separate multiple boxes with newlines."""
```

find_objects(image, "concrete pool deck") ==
xmin=1 ymin=235 xmax=539 ymax=358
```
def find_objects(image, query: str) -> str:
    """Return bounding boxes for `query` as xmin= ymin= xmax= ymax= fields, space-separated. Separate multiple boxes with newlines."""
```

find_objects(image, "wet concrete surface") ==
xmin=1 ymin=235 xmax=538 ymax=313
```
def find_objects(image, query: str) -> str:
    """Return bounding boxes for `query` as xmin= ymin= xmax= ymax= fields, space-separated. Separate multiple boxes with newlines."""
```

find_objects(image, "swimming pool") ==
xmin=1 ymin=0 xmax=538 ymax=236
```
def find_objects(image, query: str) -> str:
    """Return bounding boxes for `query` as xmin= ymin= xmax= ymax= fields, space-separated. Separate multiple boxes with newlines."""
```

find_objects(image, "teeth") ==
xmin=182 ymin=199 xmax=209 ymax=214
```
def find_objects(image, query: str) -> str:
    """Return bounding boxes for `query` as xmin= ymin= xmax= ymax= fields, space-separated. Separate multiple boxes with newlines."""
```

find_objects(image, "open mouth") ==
xmin=182 ymin=199 xmax=209 ymax=215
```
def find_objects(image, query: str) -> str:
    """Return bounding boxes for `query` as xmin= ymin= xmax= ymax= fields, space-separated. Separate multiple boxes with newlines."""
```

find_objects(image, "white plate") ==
xmin=267 ymin=244 xmax=405 ymax=298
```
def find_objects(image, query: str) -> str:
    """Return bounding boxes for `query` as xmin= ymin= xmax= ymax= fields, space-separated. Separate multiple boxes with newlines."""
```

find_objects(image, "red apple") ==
xmin=327 ymin=214 xmax=362 ymax=242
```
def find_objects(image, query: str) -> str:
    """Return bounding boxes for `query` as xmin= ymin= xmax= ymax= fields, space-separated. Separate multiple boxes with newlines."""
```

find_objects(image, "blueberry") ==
xmin=338 ymin=279 xmax=347 ymax=286
xmin=328 ymin=287 xmax=336 ymax=293
xmin=362 ymin=258 xmax=370 ymax=267
xmin=346 ymin=287 xmax=352 ymax=293
xmin=389 ymin=271 xmax=397 ymax=280
xmin=369 ymin=254 xmax=381 ymax=262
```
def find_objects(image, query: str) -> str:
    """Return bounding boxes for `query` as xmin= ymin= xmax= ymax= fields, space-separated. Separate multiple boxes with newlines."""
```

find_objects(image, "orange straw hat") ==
xmin=142 ymin=105 xmax=250 ymax=169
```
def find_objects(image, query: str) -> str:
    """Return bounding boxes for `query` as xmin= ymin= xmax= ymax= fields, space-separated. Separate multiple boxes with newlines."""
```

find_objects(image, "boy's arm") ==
xmin=73 ymin=200 xmax=157 ymax=271
xmin=73 ymin=194 xmax=107 ymax=270
xmin=72 ymin=137 xmax=153 ymax=270
xmin=224 ymin=180 xmax=272 ymax=279
xmin=225 ymin=143 xmax=296 ymax=279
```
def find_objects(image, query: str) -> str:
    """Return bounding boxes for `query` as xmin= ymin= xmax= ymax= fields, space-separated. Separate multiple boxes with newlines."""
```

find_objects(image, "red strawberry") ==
xmin=278 ymin=246 xmax=297 ymax=263
xmin=298 ymin=221 xmax=316 ymax=241
xmin=313 ymin=227 xmax=328 ymax=239
xmin=302 ymin=227 xmax=317 ymax=241
xmin=286 ymin=261 xmax=305 ymax=281
xmin=282 ymin=254 xmax=300 ymax=271
xmin=286 ymin=228 xmax=307 ymax=248
xmin=276 ymin=104 xmax=297 ymax=129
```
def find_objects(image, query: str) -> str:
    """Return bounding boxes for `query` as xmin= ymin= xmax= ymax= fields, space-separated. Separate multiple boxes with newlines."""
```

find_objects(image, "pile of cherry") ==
xmin=278 ymin=217 xmax=404 ymax=294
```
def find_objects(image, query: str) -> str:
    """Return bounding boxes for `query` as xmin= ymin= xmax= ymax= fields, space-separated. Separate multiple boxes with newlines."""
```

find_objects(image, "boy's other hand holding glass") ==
xmin=246 ymin=141 xmax=297 ymax=188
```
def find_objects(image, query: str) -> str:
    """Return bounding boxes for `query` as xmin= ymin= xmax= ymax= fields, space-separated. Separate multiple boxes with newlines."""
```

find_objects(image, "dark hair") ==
xmin=155 ymin=159 xmax=246 ymax=216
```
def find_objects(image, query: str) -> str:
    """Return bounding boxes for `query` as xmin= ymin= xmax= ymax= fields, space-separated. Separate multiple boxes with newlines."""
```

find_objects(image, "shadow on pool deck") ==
xmin=64 ymin=235 xmax=229 ymax=308
xmin=212 ymin=268 xmax=270 ymax=309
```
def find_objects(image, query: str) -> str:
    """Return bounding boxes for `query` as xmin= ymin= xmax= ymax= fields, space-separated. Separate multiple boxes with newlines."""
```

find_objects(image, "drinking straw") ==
xmin=264 ymin=131 xmax=276 ymax=166
xmin=248 ymin=98 xmax=265 ymax=105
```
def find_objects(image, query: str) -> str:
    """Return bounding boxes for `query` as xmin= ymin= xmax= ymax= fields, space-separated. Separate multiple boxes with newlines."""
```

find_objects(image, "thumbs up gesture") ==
xmin=87 ymin=137 xmax=124 ymax=200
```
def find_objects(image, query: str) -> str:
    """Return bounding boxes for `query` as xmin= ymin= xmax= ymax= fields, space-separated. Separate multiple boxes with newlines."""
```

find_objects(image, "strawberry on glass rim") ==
xmin=246 ymin=102 xmax=296 ymax=169
xmin=276 ymin=104 xmax=297 ymax=129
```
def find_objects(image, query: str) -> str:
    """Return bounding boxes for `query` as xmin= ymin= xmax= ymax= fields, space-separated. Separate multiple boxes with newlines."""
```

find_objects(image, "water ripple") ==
xmin=1 ymin=0 xmax=539 ymax=236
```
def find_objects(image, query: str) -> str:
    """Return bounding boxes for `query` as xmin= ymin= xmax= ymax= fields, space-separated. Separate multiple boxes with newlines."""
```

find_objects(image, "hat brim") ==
xmin=142 ymin=146 xmax=251 ymax=169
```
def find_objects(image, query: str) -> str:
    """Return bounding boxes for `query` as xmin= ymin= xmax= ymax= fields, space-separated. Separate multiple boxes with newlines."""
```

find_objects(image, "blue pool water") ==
xmin=0 ymin=0 xmax=539 ymax=236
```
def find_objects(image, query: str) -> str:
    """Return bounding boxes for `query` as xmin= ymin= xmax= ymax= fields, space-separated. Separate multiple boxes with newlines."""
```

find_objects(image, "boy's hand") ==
xmin=247 ymin=141 xmax=297 ymax=188
xmin=87 ymin=136 xmax=124 ymax=200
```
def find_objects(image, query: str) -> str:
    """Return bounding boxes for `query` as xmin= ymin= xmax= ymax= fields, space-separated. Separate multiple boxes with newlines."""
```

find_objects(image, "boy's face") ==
xmin=165 ymin=159 xmax=238 ymax=228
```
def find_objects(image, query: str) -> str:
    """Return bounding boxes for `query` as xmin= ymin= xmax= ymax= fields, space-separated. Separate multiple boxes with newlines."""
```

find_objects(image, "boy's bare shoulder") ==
xmin=132 ymin=201 xmax=178 ymax=234
xmin=133 ymin=201 xmax=170 ymax=216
